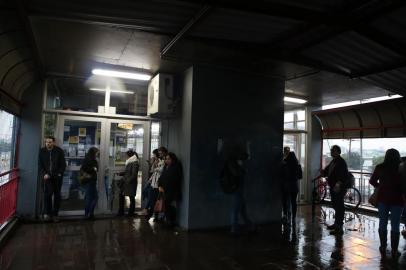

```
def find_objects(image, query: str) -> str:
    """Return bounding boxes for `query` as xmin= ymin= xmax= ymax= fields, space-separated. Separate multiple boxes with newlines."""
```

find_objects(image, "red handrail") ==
xmin=0 ymin=168 xmax=19 ymax=178
xmin=0 ymin=168 xmax=19 ymax=225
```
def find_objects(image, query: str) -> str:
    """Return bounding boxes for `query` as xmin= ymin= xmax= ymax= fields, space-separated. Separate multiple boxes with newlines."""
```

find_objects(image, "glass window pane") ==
xmin=0 ymin=110 xmax=16 ymax=182
xmin=151 ymin=122 xmax=161 ymax=154
xmin=296 ymin=110 xmax=305 ymax=121
xmin=322 ymin=139 xmax=350 ymax=168
xmin=284 ymin=122 xmax=294 ymax=129
xmin=46 ymin=78 xmax=105 ymax=112
xmin=284 ymin=112 xmax=294 ymax=122
xmin=109 ymin=122 xmax=144 ymax=208
xmin=43 ymin=113 xmax=57 ymax=137
xmin=60 ymin=120 xmax=101 ymax=211
xmin=109 ymin=90 xmax=148 ymax=116
xmin=109 ymin=123 xmax=144 ymax=167
xmin=297 ymin=121 xmax=305 ymax=130
xmin=283 ymin=134 xmax=296 ymax=153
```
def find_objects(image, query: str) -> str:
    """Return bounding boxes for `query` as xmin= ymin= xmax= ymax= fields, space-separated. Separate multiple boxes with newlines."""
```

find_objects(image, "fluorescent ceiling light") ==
xmin=284 ymin=96 xmax=307 ymax=104
xmin=92 ymin=69 xmax=151 ymax=81
xmin=90 ymin=88 xmax=134 ymax=94
xmin=322 ymin=94 xmax=402 ymax=110
xmin=361 ymin=94 xmax=402 ymax=104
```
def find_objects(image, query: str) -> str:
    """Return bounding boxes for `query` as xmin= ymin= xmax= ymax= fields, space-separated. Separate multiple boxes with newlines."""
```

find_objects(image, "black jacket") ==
xmin=38 ymin=146 xmax=66 ymax=179
xmin=322 ymin=156 xmax=348 ymax=188
xmin=158 ymin=163 xmax=182 ymax=201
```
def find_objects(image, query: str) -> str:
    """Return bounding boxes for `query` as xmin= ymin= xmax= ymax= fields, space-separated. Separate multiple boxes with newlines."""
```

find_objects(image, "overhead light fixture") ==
xmin=89 ymin=88 xmax=134 ymax=94
xmin=284 ymin=96 xmax=307 ymax=104
xmin=92 ymin=68 xmax=151 ymax=81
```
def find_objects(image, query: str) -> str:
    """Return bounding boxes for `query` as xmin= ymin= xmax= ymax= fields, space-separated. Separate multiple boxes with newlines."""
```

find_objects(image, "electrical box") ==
xmin=147 ymin=73 xmax=173 ymax=116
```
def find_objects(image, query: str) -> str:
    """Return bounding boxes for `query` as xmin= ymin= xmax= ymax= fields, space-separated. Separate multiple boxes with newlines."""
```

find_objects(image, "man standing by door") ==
xmin=38 ymin=136 xmax=66 ymax=222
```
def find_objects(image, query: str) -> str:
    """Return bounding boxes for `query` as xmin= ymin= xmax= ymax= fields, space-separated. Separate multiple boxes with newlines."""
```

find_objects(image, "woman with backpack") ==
xmin=370 ymin=148 xmax=404 ymax=257
xmin=80 ymin=147 xmax=99 ymax=220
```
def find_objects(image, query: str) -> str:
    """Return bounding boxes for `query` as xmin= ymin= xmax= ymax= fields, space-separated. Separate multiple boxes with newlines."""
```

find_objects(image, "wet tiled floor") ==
xmin=1 ymin=206 xmax=406 ymax=269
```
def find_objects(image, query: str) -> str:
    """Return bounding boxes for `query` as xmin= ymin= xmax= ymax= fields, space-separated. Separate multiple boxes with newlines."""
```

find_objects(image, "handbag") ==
xmin=154 ymin=192 xmax=165 ymax=213
xmin=368 ymin=187 xmax=379 ymax=207
xmin=78 ymin=169 xmax=92 ymax=185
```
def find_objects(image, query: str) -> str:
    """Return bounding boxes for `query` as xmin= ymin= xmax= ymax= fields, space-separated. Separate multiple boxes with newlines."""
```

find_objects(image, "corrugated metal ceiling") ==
xmin=2 ymin=0 xmax=406 ymax=111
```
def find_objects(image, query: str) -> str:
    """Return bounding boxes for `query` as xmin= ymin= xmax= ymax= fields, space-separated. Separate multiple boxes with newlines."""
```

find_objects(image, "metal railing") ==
xmin=350 ymin=171 xmax=374 ymax=208
xmin=322 ymin=170 xmax=375 ymax=209
xmin=0 ymin=168 xmax=19 ymax=227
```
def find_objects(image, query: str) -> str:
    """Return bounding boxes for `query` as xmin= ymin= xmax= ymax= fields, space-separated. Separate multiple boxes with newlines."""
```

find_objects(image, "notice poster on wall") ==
xmin=78 ymin=128 xmax=86 ymax=137
xmin=68 ymin=136 xmax=79 ymax=144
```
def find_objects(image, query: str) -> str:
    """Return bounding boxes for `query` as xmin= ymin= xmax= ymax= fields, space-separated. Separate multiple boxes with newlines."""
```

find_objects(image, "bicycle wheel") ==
xmin=344 ymin=187 xmax=361 ymax=210
xmin=313 ymin=184 xmax=327 ymax=204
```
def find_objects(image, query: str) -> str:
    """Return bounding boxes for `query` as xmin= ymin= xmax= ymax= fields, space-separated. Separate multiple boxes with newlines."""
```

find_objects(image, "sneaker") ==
xmin=326 ymin=224 xmax=336 ymax=230
xmin=43 ymin=214 xmax=51 ymax=222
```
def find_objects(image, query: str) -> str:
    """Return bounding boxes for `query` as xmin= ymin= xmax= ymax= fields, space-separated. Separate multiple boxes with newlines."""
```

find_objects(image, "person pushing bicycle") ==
xmin=320 ymin=145 xmax=349 ymax=235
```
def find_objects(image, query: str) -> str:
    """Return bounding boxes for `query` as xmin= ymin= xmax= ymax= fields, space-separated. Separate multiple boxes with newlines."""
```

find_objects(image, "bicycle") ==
xmin=312 ymin=176 xmax=362 ymax=210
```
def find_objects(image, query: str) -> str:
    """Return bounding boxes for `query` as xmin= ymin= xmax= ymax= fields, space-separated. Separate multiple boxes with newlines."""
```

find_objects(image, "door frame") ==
xmin=105 ymin=119 xmax=150 ymax=211
xmin=56 ymin=115 xmax=107 ymax=216
xmin=54 ymin=114 xmax=151 ymax=216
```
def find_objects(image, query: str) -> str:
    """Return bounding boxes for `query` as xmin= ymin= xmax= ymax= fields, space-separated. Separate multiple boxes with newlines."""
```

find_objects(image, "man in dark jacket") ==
xmin=321 ymin=145 xmax=348 ymax=235
xmin=38 ymin=136 xmax=66 ymax=222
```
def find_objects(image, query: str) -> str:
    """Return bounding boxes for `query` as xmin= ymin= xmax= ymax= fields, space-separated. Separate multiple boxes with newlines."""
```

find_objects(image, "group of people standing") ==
xmin=320 ymin=145 xmax=406 ymax=258
xmin=141 ymin=147 xmax=182 ymax=227
xmin=38 ymin=136 xmax=182 ymax=227
xmin=280 ymin=144 xmax=406 ymax=258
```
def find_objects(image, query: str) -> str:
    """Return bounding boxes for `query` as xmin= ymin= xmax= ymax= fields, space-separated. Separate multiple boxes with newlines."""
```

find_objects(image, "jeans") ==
xmin=84 ymin=182 xmax=98 ymax=217
xmin=118 ymin=194 xmax=135 ymax=215
xmin=231 ymin=189 xmax=251 ymax=232
xmin=146 ymin=188 xmax=159 ymax=214
xmin=43 ymin=177 xmax=62 ymax=216
xmin=331 ymin=187 xmax=346 ymax=228
xmin=377 ymin=203 xmax=404 ymax=233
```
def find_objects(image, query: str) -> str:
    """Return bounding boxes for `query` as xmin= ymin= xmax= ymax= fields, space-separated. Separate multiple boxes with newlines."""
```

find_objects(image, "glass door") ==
xmin=56 ymin=116 xmax=151 ymax=216
xmin=105 ymin=120 xmax=150 ymax=214
xmin=56 ymin=115 xmax=106 ymax=216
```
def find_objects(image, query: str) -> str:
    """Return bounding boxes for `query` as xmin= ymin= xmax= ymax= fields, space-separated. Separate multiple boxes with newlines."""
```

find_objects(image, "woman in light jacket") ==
xmin=146 ymin=147 xmax=167 ymax=220
xmin=118 ymin=149 xmax=139 ymax=217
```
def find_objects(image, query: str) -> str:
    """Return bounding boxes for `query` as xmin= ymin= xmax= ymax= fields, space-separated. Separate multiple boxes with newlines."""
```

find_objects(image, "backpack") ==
xmin=345 ymin=172 xmax=355 ymax=188
xmin=219 ymin=162 xmax=241 ymax=194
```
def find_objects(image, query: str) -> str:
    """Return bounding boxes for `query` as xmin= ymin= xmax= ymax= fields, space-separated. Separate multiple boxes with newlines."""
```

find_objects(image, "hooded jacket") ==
xmin=121 ymin=155 xmax=139 ymax=196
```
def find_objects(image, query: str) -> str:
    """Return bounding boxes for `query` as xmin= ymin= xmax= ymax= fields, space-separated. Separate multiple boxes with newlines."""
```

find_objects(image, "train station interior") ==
xmin=1 ymin=0 xmax=406 ymax=269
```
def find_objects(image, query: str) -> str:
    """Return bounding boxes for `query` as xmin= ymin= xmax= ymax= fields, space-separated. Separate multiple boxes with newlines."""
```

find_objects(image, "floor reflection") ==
xmin=0 ymin=205 xmax=405 ymax=269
